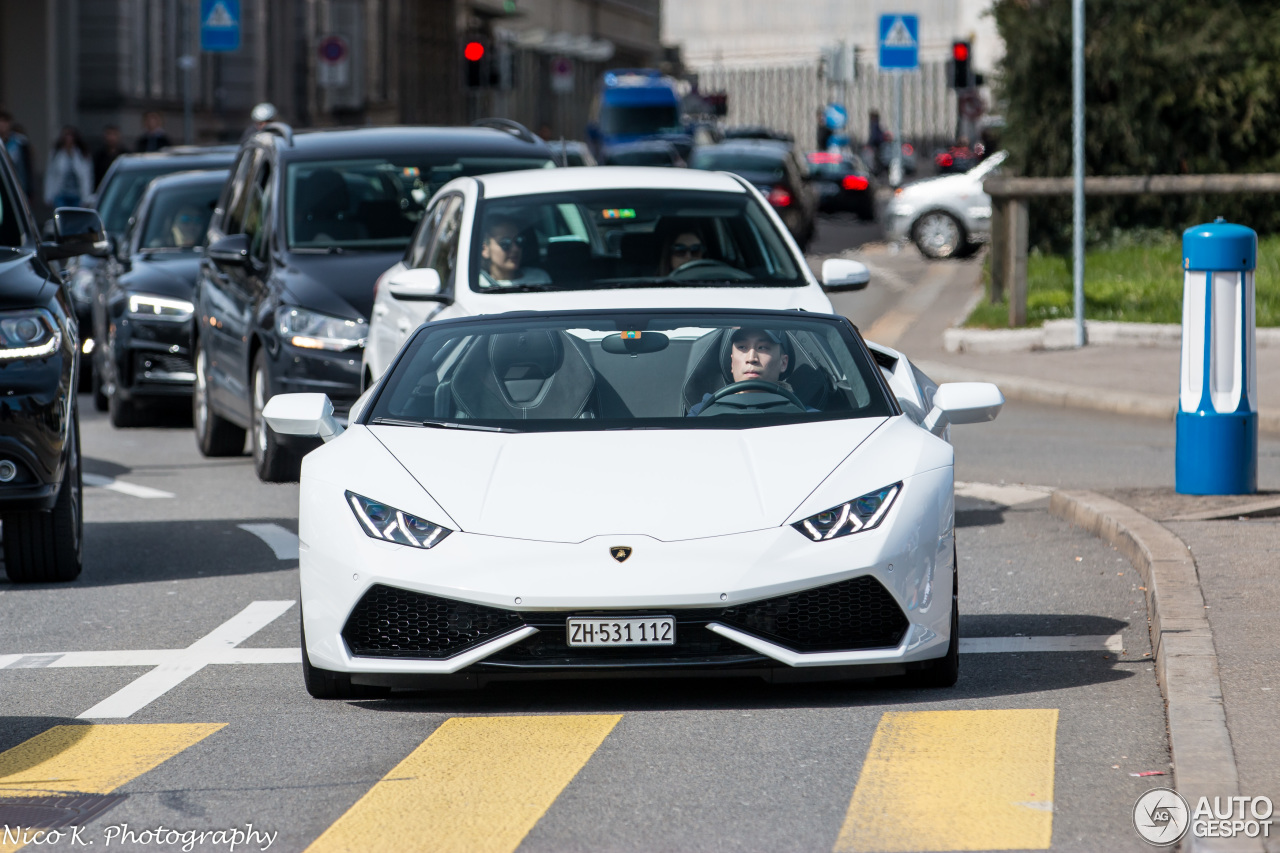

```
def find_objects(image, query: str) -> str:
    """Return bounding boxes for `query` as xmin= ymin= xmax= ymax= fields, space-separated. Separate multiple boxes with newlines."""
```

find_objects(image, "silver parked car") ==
xmin=885 ymin=150 xmax=1007 ymax=259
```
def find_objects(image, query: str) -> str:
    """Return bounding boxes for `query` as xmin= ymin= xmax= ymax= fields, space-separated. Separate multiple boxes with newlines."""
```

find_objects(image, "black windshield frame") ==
xmin=364 ymin=309 xmax=898 ymax=432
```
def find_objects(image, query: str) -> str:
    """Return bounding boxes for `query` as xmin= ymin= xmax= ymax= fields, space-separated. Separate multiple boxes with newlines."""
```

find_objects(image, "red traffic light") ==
xmin=952 ymin=42 xmax=969 ymax=62
xmin=464 ymin=41 xmax=485 ymax=61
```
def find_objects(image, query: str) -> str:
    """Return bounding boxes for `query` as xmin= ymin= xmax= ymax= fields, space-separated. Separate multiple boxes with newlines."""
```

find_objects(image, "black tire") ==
xmin=108 ymin=390 xmax=143 ymax=428
xmin=91 ymin=361 xmax=109 ymax=412
xmin=3 ymin=407 xmax=83 ymax=583
xmin=251 ymin=350 xmax=301 ymax=483
xmin=301 ymin=616 xmax=388 ymax=700
xmin=912 ymin=211 xmax=966 ymax=260
xmin=904 ymin=598 xmax=959 ymax=688
xmin=193 ymin=342 xmax=245 ymax=457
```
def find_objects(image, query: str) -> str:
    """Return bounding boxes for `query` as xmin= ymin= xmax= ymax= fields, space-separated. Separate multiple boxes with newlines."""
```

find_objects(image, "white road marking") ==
xmin=955 ymin=481 xmax=1053 ymax=506
xmin=83 ymin=472 xmax=175 ymax=499
xmin=76 ymin=600 xmax=295 ymax=719
xmin=238 ymin=523 xmax=300 ymax=560
xmin=961 ymin=634 xmax=1125 ymax=654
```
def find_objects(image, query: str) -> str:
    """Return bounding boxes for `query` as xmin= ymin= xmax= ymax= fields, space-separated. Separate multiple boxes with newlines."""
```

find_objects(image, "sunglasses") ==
xmin=489 ymin=236 xmax=518 ymax=252
xmin=671 ymin=242 xmax=704 ymax=256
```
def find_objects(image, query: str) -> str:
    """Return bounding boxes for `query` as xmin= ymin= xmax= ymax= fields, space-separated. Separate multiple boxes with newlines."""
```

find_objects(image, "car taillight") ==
xmin=902 ymin=143 xmax=914 ymax=156
xmin=841 ymin=175 xmax=869 ymax=191
xmin=936 ymin=153 xmax=954 ymax=168
xmin=767 ymin=186 xmax=792 ymax=207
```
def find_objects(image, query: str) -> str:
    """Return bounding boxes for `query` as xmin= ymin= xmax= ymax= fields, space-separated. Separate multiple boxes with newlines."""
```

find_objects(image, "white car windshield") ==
xmin=367 ymin=311 xmax=895 ymax=432
xmin=469 ymin=189 xmax=804 ymax=293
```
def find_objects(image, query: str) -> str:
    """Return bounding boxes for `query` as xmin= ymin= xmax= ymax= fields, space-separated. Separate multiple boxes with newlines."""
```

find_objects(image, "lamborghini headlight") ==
xmin=128 ymin=293 xmax=194 ymax=321
xmin=346 ymin=491 xmax=452 ymax=549
xmin=792 ymin=483 xmax=901 ymax=542
xmin=278 ymin=306 xmax=367 ymax=351
xmin=0 ymin=309 xmax=62 ymax=360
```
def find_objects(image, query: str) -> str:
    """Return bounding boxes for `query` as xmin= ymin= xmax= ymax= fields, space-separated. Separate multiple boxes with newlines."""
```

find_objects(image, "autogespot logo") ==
xmin=1134 ymin=788 xmax=1190 ymax=846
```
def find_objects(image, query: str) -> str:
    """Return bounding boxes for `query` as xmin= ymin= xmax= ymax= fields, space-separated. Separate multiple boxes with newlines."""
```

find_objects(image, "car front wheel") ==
xmin=193 ymin=343 xmax=245 ymax=457
xmin=301 ymin=614 xmax=389 ymax=700
xmin=913 ymin=211 xmax=965 ymax=260
xmin=251 ymin=351 xmax=301 ymax=483
xmin=2 ymin=405 xmax=83 ymax=582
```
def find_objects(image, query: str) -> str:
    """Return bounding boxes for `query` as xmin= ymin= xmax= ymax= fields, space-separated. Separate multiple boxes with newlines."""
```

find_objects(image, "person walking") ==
xmin=44 ymin=126 xmax=94 ymax=209
xmin=93 ymin=125 xmax=128 ymax=187
xmin=136 ymin=111 xmax=172 ymax=153
xmin=0 ymin=109 xmax=35 ymax=201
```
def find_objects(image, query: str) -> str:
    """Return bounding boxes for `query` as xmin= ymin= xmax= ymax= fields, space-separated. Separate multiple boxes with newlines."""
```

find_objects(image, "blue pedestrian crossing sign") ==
xmin=200 ymin=0 xmax=241 ymax=53
xmin=878 ymin=14 xmax=919 ymax=71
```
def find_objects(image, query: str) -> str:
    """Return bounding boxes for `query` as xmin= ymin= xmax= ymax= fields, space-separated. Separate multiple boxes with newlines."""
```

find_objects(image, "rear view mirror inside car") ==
xmin=600 ymin=331 xmax=670 ymax=355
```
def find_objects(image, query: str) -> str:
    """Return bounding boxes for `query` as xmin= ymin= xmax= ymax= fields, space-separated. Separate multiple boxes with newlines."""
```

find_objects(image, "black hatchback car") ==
xmin=193 ymin=123 xmax=555 ymax=482
xmin=0 ymin=146 xmax=106 ymax=582
xmin=65 ymin=146 xmax=237 ymax=393
xmin=94 ymin=169 xmax=228 ymax=427
xmin=690 ymin=139 xmax=817 ymax=249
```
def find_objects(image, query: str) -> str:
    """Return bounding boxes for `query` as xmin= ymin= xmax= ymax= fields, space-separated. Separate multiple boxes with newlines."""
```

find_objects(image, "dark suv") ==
xmin=193 ymin=123 xmax=555 ymax=481
xmin=0 ymin=146 xmax=106 ymax=581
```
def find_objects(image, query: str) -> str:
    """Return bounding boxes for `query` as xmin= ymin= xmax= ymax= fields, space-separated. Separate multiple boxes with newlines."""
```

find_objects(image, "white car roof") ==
xmin=477 ymin=166 xmax=747 ymax=199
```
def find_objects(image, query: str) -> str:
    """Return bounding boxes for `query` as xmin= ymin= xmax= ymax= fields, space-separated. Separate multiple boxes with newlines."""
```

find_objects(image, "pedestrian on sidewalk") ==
xmin=93 ymin=124 xmax=128 ymax=188
xmin=136 ymin=111 xmax=172 ymax=153
xmin=43 ymin=126 xmax=94 ymax=209
xmin=0 ymin=109 xmax=35 ymax=201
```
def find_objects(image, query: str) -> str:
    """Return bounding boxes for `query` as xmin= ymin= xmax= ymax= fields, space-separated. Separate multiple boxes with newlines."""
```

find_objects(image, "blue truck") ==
xmin=587 ymin=69 xmax=692 ymax=162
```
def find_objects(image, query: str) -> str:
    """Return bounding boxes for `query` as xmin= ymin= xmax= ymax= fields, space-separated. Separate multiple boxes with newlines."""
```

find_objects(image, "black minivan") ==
xmin=0 ymin=147 xmax=106 ymax=581
xmin=193 ymin=123 xmax=555 ymax=482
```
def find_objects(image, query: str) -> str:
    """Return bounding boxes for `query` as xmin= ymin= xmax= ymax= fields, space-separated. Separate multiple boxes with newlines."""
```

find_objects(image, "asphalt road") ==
xmin=0 ymin=225 xmax=1178 ymax=852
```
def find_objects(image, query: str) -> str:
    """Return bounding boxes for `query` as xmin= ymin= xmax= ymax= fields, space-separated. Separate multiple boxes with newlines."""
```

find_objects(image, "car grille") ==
xmin=343 ymin=576 xmax=907 ymax=662
xmin=341 ymin=585 xmax=525 ymax=659
xmin=717 ymin=575 xmax=907 ymax=652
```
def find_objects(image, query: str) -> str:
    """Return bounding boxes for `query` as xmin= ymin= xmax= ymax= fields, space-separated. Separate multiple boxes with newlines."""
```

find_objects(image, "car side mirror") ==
xmin=262 ymin=393 xmax=344 ymax=443
xmin=923 ymin=382 xmax=1004 ymax=436
xmin=820 ymin=258 xmax=870 ymax=292
xmin=39 ymin=208 xmax=108 ymax=262
xmin=207 ymin=233 xmax=250 ymax=267
xmin=386 ymin=267 xmax=447 ymax=302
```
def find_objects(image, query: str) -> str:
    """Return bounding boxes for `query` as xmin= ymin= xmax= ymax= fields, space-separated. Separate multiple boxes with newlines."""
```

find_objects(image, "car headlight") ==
xmin=792 ymin=483 xmax=901 ymax=542
xmin=347 ymin=491 xmax=452 ymax=549
xmin=278 ymin=306 xmax=367 ymax=352
xmin=128 ymin=293 xmax=194 ymax=321
xmin=0 ymin=309 xmax=62 ymax=360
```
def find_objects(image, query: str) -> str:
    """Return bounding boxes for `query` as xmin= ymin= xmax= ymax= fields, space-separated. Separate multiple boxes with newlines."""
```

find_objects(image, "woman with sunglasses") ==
xmin=479 ymin=216 xmax=551 ymax=288
xmin=657 ymin=218 xmax=711 ymax=276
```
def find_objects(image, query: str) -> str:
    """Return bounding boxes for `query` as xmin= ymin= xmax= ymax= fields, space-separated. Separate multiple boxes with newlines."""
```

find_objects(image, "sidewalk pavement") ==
xmin=869 ymin=249 xmax=1279 ymax=852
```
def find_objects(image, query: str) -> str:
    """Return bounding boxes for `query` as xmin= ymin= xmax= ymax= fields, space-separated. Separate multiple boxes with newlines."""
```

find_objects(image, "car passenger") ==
xmin=688 ymin=327 xmax=815 ymax=415
xmin=479 ymin=216 xmax=551 ymax=287
xmin=169 ymin=204 xmax=205 ymax=248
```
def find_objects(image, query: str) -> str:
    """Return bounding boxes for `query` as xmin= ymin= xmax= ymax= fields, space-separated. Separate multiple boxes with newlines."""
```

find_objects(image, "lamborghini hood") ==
xmin=369 ymin=418 xmax=887 ymax=543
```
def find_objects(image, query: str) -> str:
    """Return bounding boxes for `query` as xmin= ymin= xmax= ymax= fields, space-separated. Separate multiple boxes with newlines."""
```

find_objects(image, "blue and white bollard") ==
xmin=1176 ymin=218 xmax=1257 ymax=495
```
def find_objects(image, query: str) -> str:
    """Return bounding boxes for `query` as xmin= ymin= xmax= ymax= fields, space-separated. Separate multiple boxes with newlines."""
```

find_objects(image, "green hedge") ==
xmin=966 ymin=233 xmax=1280 ymax=328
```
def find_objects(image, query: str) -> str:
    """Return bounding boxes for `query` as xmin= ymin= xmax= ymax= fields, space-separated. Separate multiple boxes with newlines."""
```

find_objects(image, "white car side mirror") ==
xmin=821 ymin=258 xmax=870 ymax=292
xmin=263 ymin=393 xmax=345 ymax=442
xmin=386 ymin=267 xmax=445 ymax=301
xmin=922 ymin=382 xmax=1004 ymax=436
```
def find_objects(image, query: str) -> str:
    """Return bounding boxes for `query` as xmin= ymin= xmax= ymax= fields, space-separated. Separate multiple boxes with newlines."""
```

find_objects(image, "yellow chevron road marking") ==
xmin=834 ymin=709 xmax=1059 ymax=852
xmin=306 ymin=714 xmax=622 ymax=853
xmin=0 ymin=723 xmax=225 ymax=852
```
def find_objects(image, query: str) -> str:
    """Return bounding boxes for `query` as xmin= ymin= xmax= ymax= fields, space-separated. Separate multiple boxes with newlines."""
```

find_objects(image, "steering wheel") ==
xmin=668 ymin=259 xmax=754 ymax=281
xmin=699 ymin=379 xmax=806 ymax=413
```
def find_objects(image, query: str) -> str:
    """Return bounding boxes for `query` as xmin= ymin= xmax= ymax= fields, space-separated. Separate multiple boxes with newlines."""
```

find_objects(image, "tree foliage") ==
xmin=993 ymin=0 xmax=1280 ymax=246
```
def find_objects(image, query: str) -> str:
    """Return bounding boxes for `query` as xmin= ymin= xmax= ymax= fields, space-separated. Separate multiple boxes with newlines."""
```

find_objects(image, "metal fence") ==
xmin=696 ymin=59 xmax=958 ymax=153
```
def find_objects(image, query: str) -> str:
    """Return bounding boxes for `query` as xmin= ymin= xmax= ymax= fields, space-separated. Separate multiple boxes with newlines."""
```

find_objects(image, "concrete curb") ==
xmin=945 ymin=320 xmax=1280 ymax=354
xmin=1049 ymin=490 xmax=1257 ymax=853
xmin=915 ymin=358 xmax=1280 ymax=435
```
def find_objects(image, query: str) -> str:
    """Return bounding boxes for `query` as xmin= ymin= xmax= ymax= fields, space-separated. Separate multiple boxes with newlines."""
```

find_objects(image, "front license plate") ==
xmin=566 ymin=617 xmax=675 ymax=647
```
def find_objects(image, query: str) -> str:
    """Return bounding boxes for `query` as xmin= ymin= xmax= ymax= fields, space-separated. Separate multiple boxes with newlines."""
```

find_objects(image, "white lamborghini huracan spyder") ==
xmin=264 ymin=307 xmax=1002 ymax=698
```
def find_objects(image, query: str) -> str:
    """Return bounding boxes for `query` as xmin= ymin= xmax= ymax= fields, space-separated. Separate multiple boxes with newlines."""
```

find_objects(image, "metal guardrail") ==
xmin=981 ymin=173 xmax=1280 ymax=326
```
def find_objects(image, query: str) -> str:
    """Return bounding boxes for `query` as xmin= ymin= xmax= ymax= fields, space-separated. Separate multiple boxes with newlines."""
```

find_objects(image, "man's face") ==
xmin=145 ymin=113 xmax=161 ymax=132
xmin=730 ymin=331 xmax=787 ymax=384
xmin=0 ymin=118 xmax=10 ymax=139
xmin=104 ymin=128 xmax=120 ymax=147
xmin=481 ymin=224 xmax=522 ymax=279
